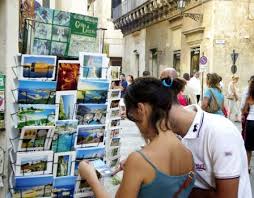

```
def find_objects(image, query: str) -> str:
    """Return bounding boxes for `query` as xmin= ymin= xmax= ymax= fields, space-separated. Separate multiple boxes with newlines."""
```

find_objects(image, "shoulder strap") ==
xmin=136 ymin=150 xmax=158 ymax=171
xmin=209 ymin=88 xmax=219 ymax=105
xmin=173 ymin=171 xmax=195 ymax=198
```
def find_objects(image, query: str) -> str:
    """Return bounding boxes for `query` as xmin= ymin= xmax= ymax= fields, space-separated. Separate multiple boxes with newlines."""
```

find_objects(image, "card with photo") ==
xmin=110 ymin=80 xmax=121 ymax=89
xmin=91 ymin=159 xmax=112 ymax=177
xmin=110 ymin=147 xmax=120 ymax=158
xmin=16 ymin=151 xmax=53 ymax=176
xmin=77 ymin=79 xmax=109 ymax=104
xmin=20 ymin=54 xmax=57 ymax=80
xmin=75 ymin=177 xmax=94 ymax=195
xmin=18 ymin=126 xmax=54 ymax=152
xmin=110 ymin=66 xmax=121 ymax=81
xmin=56 ymin=60 xmax=80 ymax=91
xmin=52 ymin=25 xmax=70 ymax=42
xmin=53 ymin=176 xmax=76 ymax=197
xmin=32 ymin=39 xmax=51 ymax=55
xmin=110 ymin=128 xmax=120 ymax=138
xmin=110 ymin=137 xmax=120 ymax=147
xmin=75 ymin=125 xmax=105 ymax=148
xmin=51 ymin=41 xmax=68 ymax=56
xmin=14 ymin=175 xmax=53 ymax=198
xmin=76 ymin=104 xmax=107 ymax=125
xmin=74 ymin=147 xmax=105 ymax=176
xmin=0 ymin=91 xmax=5 ymax=112
xmin=17 ymin=104 xmax=56 ymax=129
xmin=110 ymin=119 xmax=120 ymax=128
xmin=34 ymin=22 xmax=52 ymax=40
xmin=55 ymin=91 xmax=77 ymax=120
xmin=18 ymin=80 xmax=56 ymax=104
xmin=110 ymin=109 xmax=120 ymax=119
xmin=109 ymin=157 xmax=120 ymax=168
xmin=110 ymin=100 xmax=120 ymax=109
xmin=80 ymin=66 xmax=108 ymax=79
xmin=35 ymin=7 xmax=53 ymax=24
xmin=53 ymin=10 xmax=71 ymax=26
xmin=53 ymin=152 xmax=75 ymax=177
xmin=52 ymin=120 xmax=78 ymax=153
xmin=109 ymin=89 xmax=121 ymax=100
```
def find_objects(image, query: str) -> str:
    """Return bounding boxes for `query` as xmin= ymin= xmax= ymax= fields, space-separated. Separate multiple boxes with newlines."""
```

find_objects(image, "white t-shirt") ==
xmin=182 ymin=105 xmax=252 ymax=198
xmin=189 ymin=77 xmax=201 ymax=95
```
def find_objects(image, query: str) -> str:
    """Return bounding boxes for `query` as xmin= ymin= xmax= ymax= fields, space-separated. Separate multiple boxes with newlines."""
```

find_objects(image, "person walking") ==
xmin=79 ymin=77 xmax=195 ymax=198
xmin=242 ymin=78 xmax=254 ymax=173
xmin=189 ymin=72 xmax=201 ymax=103
xmin=201 ymin=73 xmax=225 ymax=116
xmin=119 ymin=73 xmax=128 ymax=118
xmin=227 ymin=75 xmax=240 ymax=121
xmin=183 ymin=73 xmax=197 ymax=104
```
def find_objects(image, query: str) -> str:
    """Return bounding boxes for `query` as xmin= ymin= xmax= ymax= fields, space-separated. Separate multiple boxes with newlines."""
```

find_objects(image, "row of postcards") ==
xmin=9 ymin=52 xmax=123 ymax=197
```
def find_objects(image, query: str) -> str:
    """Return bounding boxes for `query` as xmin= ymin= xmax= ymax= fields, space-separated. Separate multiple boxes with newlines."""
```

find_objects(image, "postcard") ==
xmin=34 ymin=22 xmax=52 ymax=40
xmin=52 ymin=25 xmax=70 ymax=42
xmin=53 ymin=152 xmax=75 ymax=177
xmin=110 ymin=158 xmax=120 ymax=168
xmin=77 ymin=80 xmax=109 ymax=104
xmin=16 ymin=151 xmax=53 ymax=176
xmin=110 ymin=99 xmax=120 ymax=109
xmin=53 ymin=10 xmax=71 ymax=26
xmin=0 ymin=91 xmax=5 ymax=112
xmin=110 ymin=109 xmax=120 ymax=119
xmin=110 ymin=66 xmax=121 ymax=81
xmin=55 ymin=91 xmax=77 ymax=120
xmin=54 ymin=120 xmax=78 ymax=134
xmin=75 ymin=125 xmax=105 ymax=148
xmin=76 ymin=104 xmax=107 ymax=125
xmin=110 ymin=147 xmax=120 ymax=158
xmin=110 ymin=119 xmax=121 ymax=128
xmin=17 ymin=104 xmax=56 ymax=129
xmin=80 ymin=66 xmax=108 ymax=79
xmin=0 ymin=113 xmax=4 ymax=130
xmin=110 ymin=137 xmax=120 ymax=147
xmin=18 ymin=80 xmax=56 ymax=104
xmin=35 ymin=7 xmax=53 ymax=24
xmin=74 ymin=147 xmax=105 ymax=176
xmin=20 ymin=54 xmax=57 ymax=80
xmin=109 ymin=89 xmax=121 ymax=100
xmin=32 ymin=39 xmax=51 ymax=55
xmin=14 ymin=175 xmax=53 ymax=197
xmin=51 ymin=41 xmax=67 ymax=56
xmin=53 ymin=176 xmax=76 ymax=197
xmin=110 ymin=128 xmax=120 ymax=138
xmin=75 ymin=177 xmax=94 ymax=196
xmin=110 ymin=80 xmax=121 ymax=89
xmin=91 ymin=159 xmax=112 ymax=177
xmin=56 ymin=60 xmax=80 ymax=91
xmin=18 ymin=126 xmax=54 ymax=152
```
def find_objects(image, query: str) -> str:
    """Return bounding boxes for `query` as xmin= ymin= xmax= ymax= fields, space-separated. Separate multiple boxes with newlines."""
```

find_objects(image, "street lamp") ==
xmin=177 ymin=0 xmax=203 ymax=22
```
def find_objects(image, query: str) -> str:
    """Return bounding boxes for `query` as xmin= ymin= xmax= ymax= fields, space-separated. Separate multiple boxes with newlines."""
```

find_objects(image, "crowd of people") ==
xmin=78 ymin=68 xmax=254 ymax=198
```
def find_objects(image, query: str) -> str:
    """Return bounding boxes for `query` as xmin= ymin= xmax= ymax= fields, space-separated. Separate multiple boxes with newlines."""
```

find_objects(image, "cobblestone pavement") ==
xmin=105 ymin=120 xmax=254 ymax=197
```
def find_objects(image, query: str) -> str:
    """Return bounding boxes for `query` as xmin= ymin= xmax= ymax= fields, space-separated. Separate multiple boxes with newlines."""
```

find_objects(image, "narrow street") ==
xmin=105 ymin=119 xmax=254 ymax=196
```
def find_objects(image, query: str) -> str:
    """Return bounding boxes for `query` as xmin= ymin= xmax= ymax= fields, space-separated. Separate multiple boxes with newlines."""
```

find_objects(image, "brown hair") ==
xmin=248 ymin=79 xmax=254 ymax=100
xmin=207 ymin=73 xmax=222 ymax=92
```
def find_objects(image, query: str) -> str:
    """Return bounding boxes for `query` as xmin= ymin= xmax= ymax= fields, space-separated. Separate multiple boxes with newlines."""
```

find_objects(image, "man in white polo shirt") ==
xmin=180 ymin=104 xmax=252 ymax=198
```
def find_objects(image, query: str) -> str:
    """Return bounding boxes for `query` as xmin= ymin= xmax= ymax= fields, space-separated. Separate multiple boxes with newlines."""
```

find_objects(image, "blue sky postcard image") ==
xmin=21 ymin=55 xmax=56 ymax=80
xmin=18 ymin=80 xmax=56 ymax=104
xmin=74 ymin=147 xmax=105 ymax=176
xmin=56 ymin=92 xmax=76 ymax=120
xmin=76 ymin=104 xmax=107 ymax=125
xmin=78 ymin=79 xmax=109 ymax=91
xmin=55 ymin=120 xmax=78 ymax=134
xmin=18 ymin=104 xmax=56 ymax=129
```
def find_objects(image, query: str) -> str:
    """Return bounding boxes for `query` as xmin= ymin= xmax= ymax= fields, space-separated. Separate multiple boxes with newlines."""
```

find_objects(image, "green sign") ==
xmin=70 ymin=14 xmax=98 ymax=38
xmin=0 ymin=75 xmax=5 ymax=91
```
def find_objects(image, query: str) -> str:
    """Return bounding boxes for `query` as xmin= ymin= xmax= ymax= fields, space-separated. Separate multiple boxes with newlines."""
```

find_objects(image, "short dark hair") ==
xmin=142 ymin=71 xmax=150 ymax=77
xmin=249 ymin=75 xmax=254 ymax=81
xmin=120 ymin=73 xmax=125 ymax=77
xmin=183 ymin=73 xmax=190 ymax=81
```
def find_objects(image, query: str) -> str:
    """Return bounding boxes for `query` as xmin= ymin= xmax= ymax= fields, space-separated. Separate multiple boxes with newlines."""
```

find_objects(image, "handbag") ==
xmin=206 ymin=89 xmax=220 ymax=113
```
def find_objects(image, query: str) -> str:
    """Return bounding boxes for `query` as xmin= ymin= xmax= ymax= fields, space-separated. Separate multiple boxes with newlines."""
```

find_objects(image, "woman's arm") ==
xmin=242 ymin=97 xmax=250 ymax=114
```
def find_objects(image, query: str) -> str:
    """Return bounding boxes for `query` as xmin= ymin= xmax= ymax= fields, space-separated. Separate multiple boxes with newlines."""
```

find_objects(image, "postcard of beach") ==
xmin=110 ymin=66 xmax=120 ymax=81
xmin=56 ymin=60 xmax=80 ymax=91
xmin=75 ymin=125 xmax=105 ymax=148
xmin=18 ymin=126 xmax=55 ymax=152
xmin=17 ymin=104 xmax=56 ymax=129
xmin=20 ymin=54 xmax=57 ymax=80
xmin=74 ymin=146 xmax=105 ymax=176
xmin=18 ymin=80 xmax=56 ymax=104
xmin=16 ymin=151 xmax=53 ymax=176
xmin=77 ymin=79 xmax=109 ymax=104
xmin=76 ymin=104 xmax=107 ymax=125
xmin=51 ymin=120 xmax=78 ymax=152
xmin=55 ymin=91 xmax=77 ymax=120
xmin=53 ymin=151 xmax=75 ymax=177
xmin=110 ymin=137 xmax=120 ymax=147
xmin=14 ymin=175 xmax=53 ymax=197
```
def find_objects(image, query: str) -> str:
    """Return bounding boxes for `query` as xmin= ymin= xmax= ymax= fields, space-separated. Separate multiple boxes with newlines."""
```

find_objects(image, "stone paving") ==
xmin=105 ymin=120 xmax=254 ymax=197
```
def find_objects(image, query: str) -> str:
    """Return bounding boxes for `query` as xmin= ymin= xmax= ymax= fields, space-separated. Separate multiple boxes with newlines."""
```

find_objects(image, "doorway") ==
xmin=190 ymin=47 xmax=200 ymax=76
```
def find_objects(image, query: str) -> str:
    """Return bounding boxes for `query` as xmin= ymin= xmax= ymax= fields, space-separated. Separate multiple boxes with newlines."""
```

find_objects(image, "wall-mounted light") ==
xmin=177 ymin=0 xmax=203 ymax=22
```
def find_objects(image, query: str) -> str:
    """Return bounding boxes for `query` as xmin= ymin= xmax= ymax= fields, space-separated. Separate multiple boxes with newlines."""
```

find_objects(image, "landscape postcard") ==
xmin=75 ymin=125 xmax=105 ymax=148
xmin=53 ymin=176 xmax=76 ymax=197
xmin=18 ymin=80 xmax=56 ymax=104
xmin=21 ymin=54 xmax=57 ymax=80
xmin=109 ymin=89 xmax=121 ymax=100
xmin=14 ymin=175 xmax=53 ymax=198
xmin=55 ymin=91 xmax=77 ymax=120
xmin=17 ymin=104 xmax=56 ymax=129
xmin=77 ymin=79 xmax=109 ymax=104
xmin=53 ymin=151 xmax=75 ymax=177
xmin=18 ymin=126 xmax=55 ymax=152
xmin=57 ymin=60 xmax=80 ymax=91
xmin=16 ymin=151 xmax=53 ymax=176
xmin=76 ymin=104 xmax=107 ymax=125
xmin=74 ymin=146 xmax=105 ymax=176
xmin=55 ymin=120 xmax=78 ymax=134
xmin=79 ymin=52 xmax=106 ymax=68
xmin=110 ymin=137 xmax=120 ymax=147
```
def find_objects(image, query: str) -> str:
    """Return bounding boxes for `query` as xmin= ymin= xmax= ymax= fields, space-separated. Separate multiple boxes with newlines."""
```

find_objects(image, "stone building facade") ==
xmin=113 ymin=0 xmax=254 ymax=89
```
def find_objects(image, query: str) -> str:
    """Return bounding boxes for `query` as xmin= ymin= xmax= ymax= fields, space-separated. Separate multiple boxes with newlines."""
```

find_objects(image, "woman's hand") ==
xmin=79 ymin=160 xmax=99 ymax=187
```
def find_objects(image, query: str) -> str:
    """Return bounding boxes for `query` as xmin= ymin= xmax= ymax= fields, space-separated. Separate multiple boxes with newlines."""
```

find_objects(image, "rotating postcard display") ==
xmin=9 ymin=52 xmax=113 ymax=197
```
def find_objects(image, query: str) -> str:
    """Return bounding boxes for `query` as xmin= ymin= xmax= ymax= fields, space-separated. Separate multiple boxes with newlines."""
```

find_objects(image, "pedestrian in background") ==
xmin=119 ymin=73 xmax=128 ymax=118
xmin=242 ymin=78 xmax=254 ymax=173
xmin=142 ymin=71 xmax=150 ymax=77
xmin=189 ymin=72 xmax=201 ymax=103
xmin=183 ymin=73 xmax=197 ymax=104
xmin=227 ymin=75 xmax=240 ymax=122
xmin=202 ymin=73 xmax=225 ymax=116
xmin=160 ymin=67 xmax=177 ymax=79
xmin=127 ymin=75 xmax=134 ymax=85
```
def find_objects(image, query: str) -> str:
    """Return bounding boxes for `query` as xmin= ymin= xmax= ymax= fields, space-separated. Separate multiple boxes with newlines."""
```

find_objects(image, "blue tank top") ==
xmin=137 ymin=151 xmax=195 ymax=198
